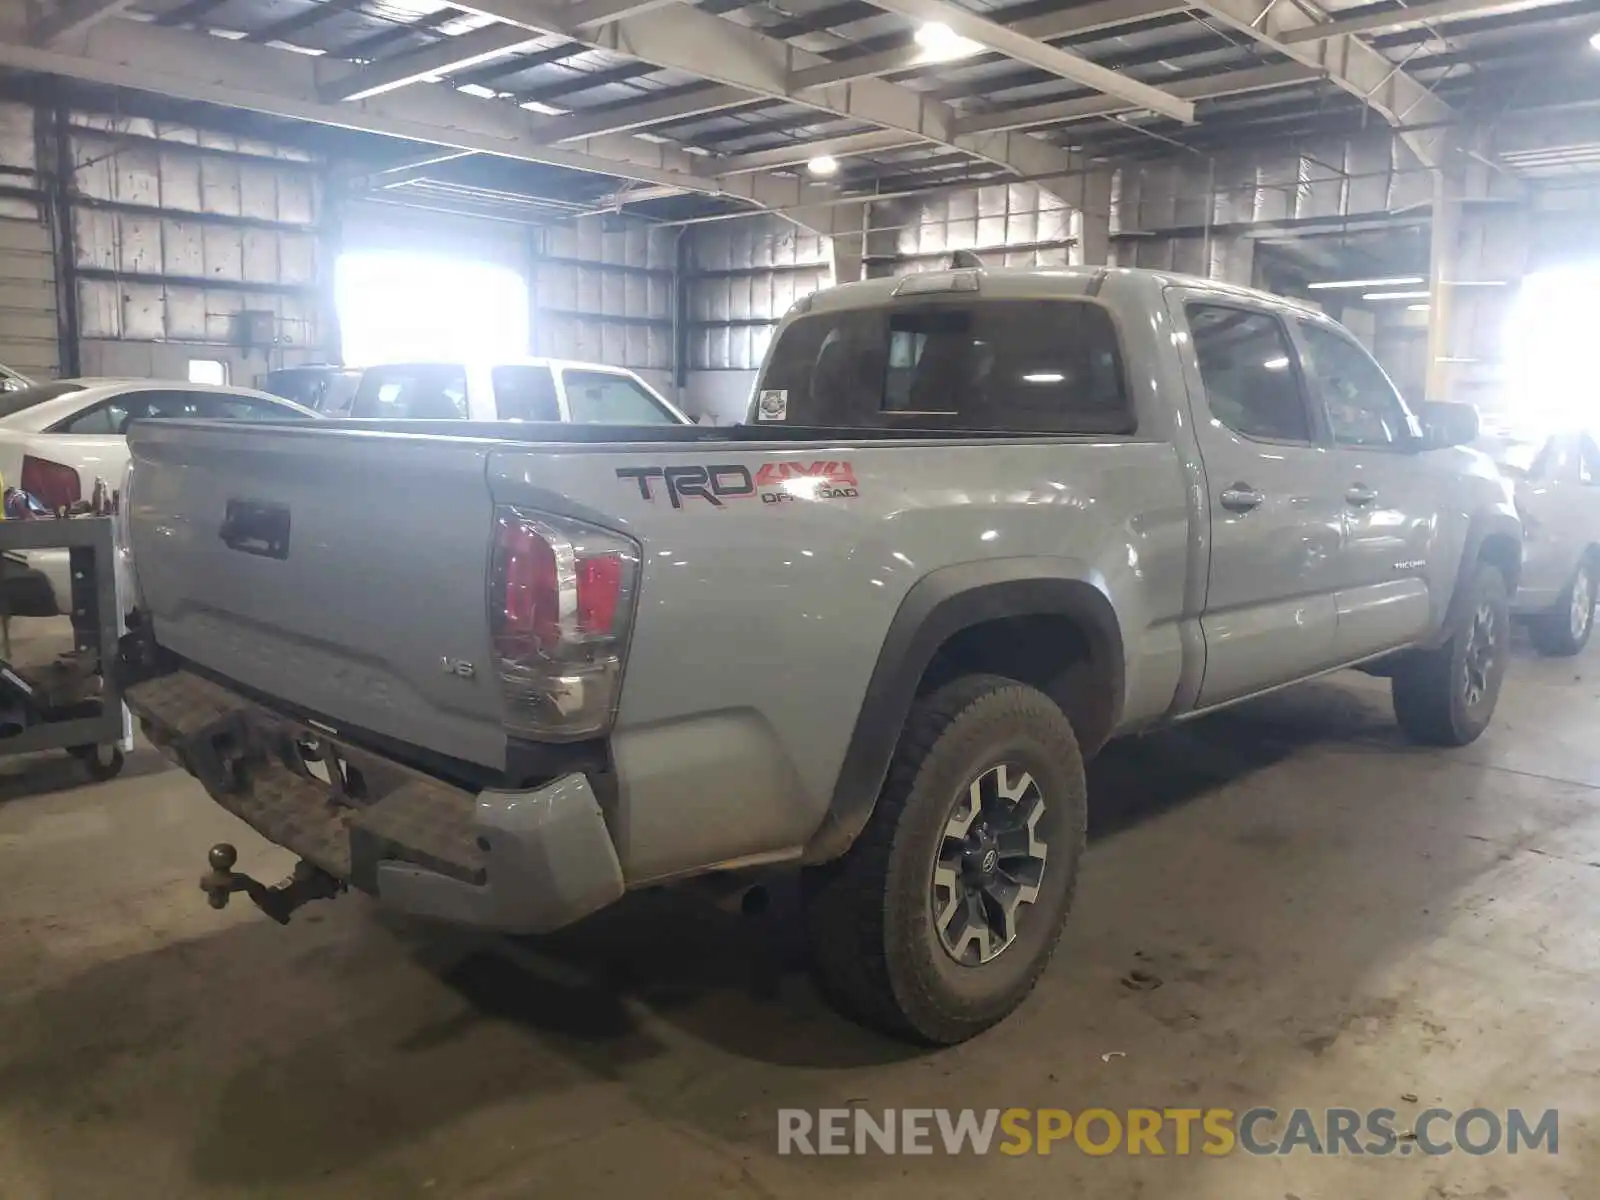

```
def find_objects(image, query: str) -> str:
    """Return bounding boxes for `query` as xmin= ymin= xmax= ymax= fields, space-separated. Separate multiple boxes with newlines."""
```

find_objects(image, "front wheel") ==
xmin=802 ymin=674 xmax=1086 ymax=1044
xmin=1392 ymin=565 xmax=1510 ymax=746
xmin=1528 ymin=559 xmax=1595 ymax=657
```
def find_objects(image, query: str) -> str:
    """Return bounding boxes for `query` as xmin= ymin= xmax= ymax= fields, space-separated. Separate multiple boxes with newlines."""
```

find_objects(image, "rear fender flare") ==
xmin=803 ymin=559 xmax=1123 ymax=864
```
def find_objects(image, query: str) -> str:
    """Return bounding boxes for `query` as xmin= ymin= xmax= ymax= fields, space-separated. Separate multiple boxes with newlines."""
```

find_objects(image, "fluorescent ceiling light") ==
xmin=914 ymin=21 xmax=983 ymax=63
xmin=1408 ymin=303 xmax=1431 ymax=312
xmin=1590 ymin=30 xmax=1600 ymax=49
xmin=1307 ymin=275 xmax=1425 ymax=290
xmin=1021 ymin=372 xmax=1064 ymax=384
xmin=1363 ymin=290 xmax=1431 ymax=301
xmin=807 ymin=154 xmax=839 ymax=177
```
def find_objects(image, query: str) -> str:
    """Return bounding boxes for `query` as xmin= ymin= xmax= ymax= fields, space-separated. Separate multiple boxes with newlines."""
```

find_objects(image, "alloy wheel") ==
xmin=1572 ymin=567 xmax=1594 ymax=641
xmin=931 ymin=763 xmax=1049 ymax=966
xmin=1463 ymin=600 xmax=1501 ymax=709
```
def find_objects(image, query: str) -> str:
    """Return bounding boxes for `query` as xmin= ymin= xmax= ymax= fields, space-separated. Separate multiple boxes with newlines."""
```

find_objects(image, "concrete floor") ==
xmin=2 ymin=623 xmax=1598 ymax=1199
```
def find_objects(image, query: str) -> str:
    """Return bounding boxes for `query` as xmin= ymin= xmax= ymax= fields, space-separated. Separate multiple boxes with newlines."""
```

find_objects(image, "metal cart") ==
xmin=0 ymin=517 xmax=128 ymax=779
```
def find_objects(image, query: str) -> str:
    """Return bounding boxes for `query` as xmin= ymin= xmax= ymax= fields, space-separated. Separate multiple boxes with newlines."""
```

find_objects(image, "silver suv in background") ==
xmin=1482 ymin=427 xmax=1600 ymax=655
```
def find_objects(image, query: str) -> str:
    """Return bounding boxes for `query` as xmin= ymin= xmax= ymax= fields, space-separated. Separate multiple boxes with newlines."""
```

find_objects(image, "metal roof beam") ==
xmin=324 ymin=25 xmax=544 ymax=101
xmin=30 ymin=0 xmax=133 ymax=43
xmin=711 ymin=128 xmax=920 ymax=174
xmin=1280 ymin=0 xmax=1547 ymax=44
xmin=438 ymin=0 xmax=1087 ymax=179
xmin=853 ymin=0 xmax=1195 ymax=122
xmin=546 ymin=83 xmax=750 ymax=140
xmin=0 ymin=17 xmax=815 ymax=208
xmin=1185 ymin=0 xmax=1459 ymax=166
xmin=956 ymin=61 xmax=1320 ymax=134
xmin=786 ymin=0 xmax=1185 ymax=89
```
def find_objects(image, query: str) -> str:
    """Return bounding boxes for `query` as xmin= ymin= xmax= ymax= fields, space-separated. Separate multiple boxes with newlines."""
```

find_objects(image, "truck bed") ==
xmin=124 ymin=416 xmax=1190 ymax=880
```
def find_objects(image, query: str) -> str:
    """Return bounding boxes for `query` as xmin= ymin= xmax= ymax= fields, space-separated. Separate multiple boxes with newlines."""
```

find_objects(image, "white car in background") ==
xmin=0 ymin=379 xmax=317 ymax=614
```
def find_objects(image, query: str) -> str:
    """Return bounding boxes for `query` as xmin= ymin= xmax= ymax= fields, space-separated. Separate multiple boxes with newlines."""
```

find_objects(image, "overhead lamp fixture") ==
xmin=1590 ymin=29 xmax=1600 ymax=49
xmin=807 ymin=154 xmax=839 ymax=177
xmin=1363 ymin=290 xmax=1432 ymax=301
xmin=1407 ymin=303 xmax=1431 ymax=312
xmin=914 ymin=21 xmax=983 ymax=63
xmin=1307 ymin=275 xmax=1425 ymax=290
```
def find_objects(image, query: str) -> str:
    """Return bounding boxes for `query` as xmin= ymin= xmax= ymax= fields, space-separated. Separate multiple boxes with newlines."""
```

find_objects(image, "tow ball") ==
xmin=200 ymin=843 xmax=345 ymax=925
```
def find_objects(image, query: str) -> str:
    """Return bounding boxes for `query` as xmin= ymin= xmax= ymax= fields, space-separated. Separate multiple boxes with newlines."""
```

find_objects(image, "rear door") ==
xmin=1169 ymin=290 xmax=1344 ymax=705
xmin=1290 ymin=316 xmax=1437 ymax=659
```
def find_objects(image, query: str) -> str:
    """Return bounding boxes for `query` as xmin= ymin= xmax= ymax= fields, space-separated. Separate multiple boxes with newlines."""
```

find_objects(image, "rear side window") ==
xmin=757 ymin=300 xmax=1130 ymax=433
xmin=1186 ymin=304 xmax=1310 ymax=443
xmin=201 ymin=395 xmax=312 ymax=421
xmin=562 ymin=370 xmax=678 ymax=424
xmin=0 ymin=381 xmax=86 ymax=419
xmin=350 ymin=364 xmax=468 ymax=419
xmin=493 ymin=366 xmax=559 ymax=421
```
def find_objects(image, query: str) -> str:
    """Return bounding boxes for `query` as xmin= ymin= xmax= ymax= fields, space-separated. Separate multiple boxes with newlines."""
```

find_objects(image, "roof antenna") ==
xmin=949 ymin=249 xmax=985 ymax=270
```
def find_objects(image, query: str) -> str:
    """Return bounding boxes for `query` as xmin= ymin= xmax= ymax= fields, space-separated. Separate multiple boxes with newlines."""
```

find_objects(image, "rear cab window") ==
xmin=493 ymin=365 xmax=560 ymax=421
xmin=350 ymin=364 xmax=468 ymax=419
xmin=755 ymin=298 xmax=1131 ymax=433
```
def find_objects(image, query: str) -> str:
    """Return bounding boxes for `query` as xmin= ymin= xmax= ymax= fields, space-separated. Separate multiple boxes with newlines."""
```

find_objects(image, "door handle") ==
xmin=1345 ymin=483 xmax=1377 ymax=507
xmin=1220 ymin=484 xmax=1264 ymax=513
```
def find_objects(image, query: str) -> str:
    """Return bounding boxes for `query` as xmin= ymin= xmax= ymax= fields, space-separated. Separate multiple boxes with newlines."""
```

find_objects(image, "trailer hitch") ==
xmin=200 ymin=843 xmax=344 ymax=925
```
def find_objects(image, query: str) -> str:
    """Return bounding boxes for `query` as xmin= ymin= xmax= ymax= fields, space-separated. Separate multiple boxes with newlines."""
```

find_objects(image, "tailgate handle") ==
xmin=220 ymin=499 xmax=291 ymax=560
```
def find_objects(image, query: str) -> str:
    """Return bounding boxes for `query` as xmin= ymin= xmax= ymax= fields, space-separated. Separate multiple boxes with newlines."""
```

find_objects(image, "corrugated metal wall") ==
xmin=0 ymin=103 xmax=58 ymax=380
xmin=894 ymin=182 xmax=1074 ymax=268
xmin=535 ymin=217 xmax=677 ymax=397
xmin=682 ymin=216 xmax=830 ymax=421
xmin=1110 ymin=131 xmax=1436 ymax=283
xmin=68 ymin=112 xmax=331 ymax=383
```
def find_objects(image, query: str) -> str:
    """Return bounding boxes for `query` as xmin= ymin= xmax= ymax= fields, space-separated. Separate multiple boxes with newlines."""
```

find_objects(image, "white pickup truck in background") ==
xmin=322 ymin=358 xmax=692 ymax=425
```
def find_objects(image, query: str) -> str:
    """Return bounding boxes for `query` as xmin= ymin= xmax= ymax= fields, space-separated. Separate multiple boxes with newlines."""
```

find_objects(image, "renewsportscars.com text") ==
xmin=777 ymin=1107 xmax=1558 ymax=1157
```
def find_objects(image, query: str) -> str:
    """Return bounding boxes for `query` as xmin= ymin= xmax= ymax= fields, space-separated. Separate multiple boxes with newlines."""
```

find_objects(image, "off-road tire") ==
xmin=1528 ymin=559 xmax=1595 ymax=657
xmin=1392 ymin=565 xmax=1510 ymax=746
xmin=802 ymin=674 xmax=1087 ymax=1044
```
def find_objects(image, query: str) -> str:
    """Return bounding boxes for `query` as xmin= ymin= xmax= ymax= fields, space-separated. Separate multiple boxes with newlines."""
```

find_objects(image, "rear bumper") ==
xmin=123 ymin=668 xmax=624 ymax=933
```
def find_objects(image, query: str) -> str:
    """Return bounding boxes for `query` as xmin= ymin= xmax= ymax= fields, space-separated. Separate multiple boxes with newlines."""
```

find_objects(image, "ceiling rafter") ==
xmin=0 ymin=16 xmax=811 ymax=207
xmin=850 ymin=0 xmax=1195 ymax=122
xmin=1184 ymin=0 xmax=1460 ymax=166
xmin=955 ymin=61 xmax=1321 ymax=135
xmin=785 ymin=0 xmax=1187 ymax=90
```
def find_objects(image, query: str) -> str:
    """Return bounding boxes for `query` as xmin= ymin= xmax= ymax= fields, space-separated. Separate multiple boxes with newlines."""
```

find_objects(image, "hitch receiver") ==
xmin=201 ymin=843 xmax=344 ymax=925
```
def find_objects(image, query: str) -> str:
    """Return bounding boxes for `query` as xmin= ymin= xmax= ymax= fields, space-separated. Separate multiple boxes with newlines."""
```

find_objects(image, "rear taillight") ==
xmin=21 ymin=455 xmax=81 ymax=514
xmin=490 ymin=507 xmax=639 ymax=740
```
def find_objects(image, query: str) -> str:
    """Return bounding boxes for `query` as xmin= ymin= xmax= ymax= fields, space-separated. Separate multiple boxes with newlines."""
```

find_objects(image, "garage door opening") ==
xmin=335 ymin=252 xmax=528 ymax=366
xmin=1506 ymin=264 xmax=1600 ymax=429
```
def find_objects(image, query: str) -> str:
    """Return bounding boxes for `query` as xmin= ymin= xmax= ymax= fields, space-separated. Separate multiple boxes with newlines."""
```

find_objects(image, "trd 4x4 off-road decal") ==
xmin=617 ymin=461 xmax=859 ymax=509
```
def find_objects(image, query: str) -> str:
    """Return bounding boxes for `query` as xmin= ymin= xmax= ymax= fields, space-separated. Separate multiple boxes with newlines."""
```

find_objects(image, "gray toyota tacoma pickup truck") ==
xmin=116 ymin=266 xmax=1520 ymax=1044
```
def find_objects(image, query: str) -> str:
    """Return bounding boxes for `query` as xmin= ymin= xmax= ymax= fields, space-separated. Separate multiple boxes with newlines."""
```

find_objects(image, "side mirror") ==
xmin=1418 ymin=400 xmax=1480 ymax=450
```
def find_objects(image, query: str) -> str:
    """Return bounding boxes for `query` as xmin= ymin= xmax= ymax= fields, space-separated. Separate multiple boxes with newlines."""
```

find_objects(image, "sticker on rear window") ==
xmin=757 ymin=389 xmax=787 ymax=421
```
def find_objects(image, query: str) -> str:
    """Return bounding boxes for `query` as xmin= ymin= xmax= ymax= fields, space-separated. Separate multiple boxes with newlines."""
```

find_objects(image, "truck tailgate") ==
xmin=126 ymin=422 xmax=508 ymax=769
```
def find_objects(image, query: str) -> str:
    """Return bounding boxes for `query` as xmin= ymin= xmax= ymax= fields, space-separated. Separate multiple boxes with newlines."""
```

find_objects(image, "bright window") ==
xmin=335 ymin=252 xmax=528 ymax=366
xmin=188 ymin=359 xmax=227 ymax=385
xmin=1507 ymin=265 xmax=1600 ymax=429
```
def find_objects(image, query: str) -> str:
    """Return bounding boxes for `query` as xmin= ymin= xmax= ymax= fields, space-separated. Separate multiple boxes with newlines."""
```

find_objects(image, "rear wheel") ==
xmin=803 ymin=674 xmax=1086 ymax=1044
xmin=1392 ymin=564 xmax=1510 ymax=746
xmin=1528 ymin=559 xmax=1595 ymax=657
